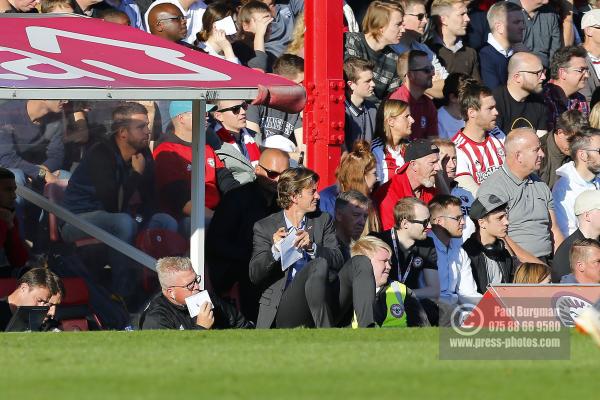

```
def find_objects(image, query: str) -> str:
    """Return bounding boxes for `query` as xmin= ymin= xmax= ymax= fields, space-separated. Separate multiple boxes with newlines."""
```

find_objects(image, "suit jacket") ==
xmin=206 ymin=181 xmax=280 ymax=292
xmin=249 ymin=210 xmax=344 ymax=328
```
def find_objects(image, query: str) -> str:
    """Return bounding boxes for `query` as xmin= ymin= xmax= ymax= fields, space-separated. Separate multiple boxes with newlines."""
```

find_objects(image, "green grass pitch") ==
xmin=1 ymin=328 xmax=598 ymax=399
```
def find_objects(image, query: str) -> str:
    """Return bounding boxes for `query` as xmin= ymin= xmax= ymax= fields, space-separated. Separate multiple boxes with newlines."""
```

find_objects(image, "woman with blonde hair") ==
xmin=371 ymin=98 xmax=414 ymax=183
xmin=286 ymin=11 xmax=304 ymax=57
xmin=513 ymin=263 xmax=552 ymax=284
xmin=589 ymin=102 xmax=600 ymax=129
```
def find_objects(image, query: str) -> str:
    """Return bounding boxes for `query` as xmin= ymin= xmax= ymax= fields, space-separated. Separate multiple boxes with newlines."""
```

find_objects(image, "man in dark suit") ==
xmin=206 ymin=148 xmax=290 ymax=321
xmin=249 ymin=167 xmax=346 ymax=328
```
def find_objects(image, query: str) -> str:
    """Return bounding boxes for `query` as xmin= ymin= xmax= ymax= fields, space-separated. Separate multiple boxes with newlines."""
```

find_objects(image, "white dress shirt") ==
xmin=428 ymin=231 xmax=482 ymax=306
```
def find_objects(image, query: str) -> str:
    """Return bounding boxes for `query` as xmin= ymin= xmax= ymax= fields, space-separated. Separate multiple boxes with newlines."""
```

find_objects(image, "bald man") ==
xmin=477 ymin=128 xmax=563 ymax=263
xmin=147 ymin=3 xmax=188 ymax=45
xmin=207 ymin=148 xmax=290 ymax=321
xmin=493 ymin=52 xmax=548 ymax=137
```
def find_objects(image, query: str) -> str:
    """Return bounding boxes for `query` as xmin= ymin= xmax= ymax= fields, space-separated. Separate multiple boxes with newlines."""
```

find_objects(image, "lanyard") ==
xmin=390 ymin=229 xmax=412 ymax=284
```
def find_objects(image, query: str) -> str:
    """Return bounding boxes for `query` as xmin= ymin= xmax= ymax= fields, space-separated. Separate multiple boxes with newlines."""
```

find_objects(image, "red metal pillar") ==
xmin=304 ymin=0 xmax=344 ymax=187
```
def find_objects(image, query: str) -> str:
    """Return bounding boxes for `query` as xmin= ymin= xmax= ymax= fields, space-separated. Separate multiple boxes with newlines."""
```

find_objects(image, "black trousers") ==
xmin=275 ymin=256 xmax=377 ymax=328
xmin=276 ymin=258 xmax=332 ymax=328
xmin=330 ymin=255 xmax=377 ymax=328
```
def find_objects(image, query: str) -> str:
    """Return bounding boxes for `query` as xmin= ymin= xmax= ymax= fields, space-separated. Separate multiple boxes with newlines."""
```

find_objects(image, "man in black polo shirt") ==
xmin=369 ymin=197 xmax=438 ymax=323
xmin=553 ymin=190 xmax=600 ymax=282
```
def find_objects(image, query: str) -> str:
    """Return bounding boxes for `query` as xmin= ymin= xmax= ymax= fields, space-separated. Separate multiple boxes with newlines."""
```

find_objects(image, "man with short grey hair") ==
xmin=140 ymin=257 xmax=253 ymax=330
xmin=477 ymin=128 xmax=564 ymax=263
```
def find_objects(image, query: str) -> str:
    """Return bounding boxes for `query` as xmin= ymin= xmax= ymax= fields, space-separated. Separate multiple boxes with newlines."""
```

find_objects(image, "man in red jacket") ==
xmin=373 ymin=139 xmax=441 ymax=230
xmin=0 ymin=167 xmax=27 ymax=277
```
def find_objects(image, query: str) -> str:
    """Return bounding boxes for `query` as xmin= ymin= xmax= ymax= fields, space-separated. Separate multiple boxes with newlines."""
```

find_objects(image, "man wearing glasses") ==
xmin=427 ymin=195 xmax=481 ymax=325
xmin=140 ymin=257 xmax=252 ymax=330
xmin=207 ymin=148 xmax=289 ymax=322
xmin=543 ymin=46 xmax=590 ymax=132
xmin=390 ymin=0 xmax=447 ymax=99
xmin=552 ymin=127 xmax=600 ymax=237
xmin=144 ymin=0 xmax=207 ymax=45
xmin=146 ymin=3 xmax=192 ymax=49
xmin=212 ymin=100 xmax=261 ymax=186
xmin=493 ymin=51 xmax=548 ymax=138
xmin=370 ymin=197 xmax=440 ymax=324
xmin=389 ymin=50 xmax=439 ymax=139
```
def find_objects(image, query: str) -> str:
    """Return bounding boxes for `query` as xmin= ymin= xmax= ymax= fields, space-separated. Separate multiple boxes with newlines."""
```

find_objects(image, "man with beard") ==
xmin=478 ymin=128 xmax=564 ymax=263
xmin=493 ymin=52 xmax=548 ymax=137
xmin=61 ymin=102 xmax=177 ymax=305
xmin=389 ymin=50 xmax=438 ymax=139
xmin=552 ymin=127 xmax=600 ymax=237
xmin=373 ymin=139 xmax=441 ymax=230
xmin=479 ymin=1 xmax=526 ymax=90
xmin=206 ymin=148 xmax=289 ymax=321
xmin=453 ymin=82 xmax=504 ymax=196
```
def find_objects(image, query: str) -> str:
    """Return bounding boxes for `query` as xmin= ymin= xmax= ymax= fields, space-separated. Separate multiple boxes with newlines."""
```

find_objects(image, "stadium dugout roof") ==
xmin=0 ymin=14 xmax=306 ymax=279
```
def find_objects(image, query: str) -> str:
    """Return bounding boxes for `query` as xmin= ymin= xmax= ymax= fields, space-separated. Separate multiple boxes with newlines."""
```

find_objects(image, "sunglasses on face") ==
xmin=259 ymin=164 xmax=281 ymax=179
xmin=216 ymin=102 xmax=248 ymax=115
xmin=407 ymin=12 xmax=427 ymax=21
xmin=407 ymin=218 xmax=430 ymax=228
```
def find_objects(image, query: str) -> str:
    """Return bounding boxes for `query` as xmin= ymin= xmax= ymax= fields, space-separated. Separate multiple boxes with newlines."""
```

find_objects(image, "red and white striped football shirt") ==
xmin=452 ymin=128 xmax=506 ymax=185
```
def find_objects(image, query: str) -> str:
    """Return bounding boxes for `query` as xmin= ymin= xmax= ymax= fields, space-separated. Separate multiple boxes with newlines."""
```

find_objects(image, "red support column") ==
xmin=304 ymin=0 xmax=344 ymax=187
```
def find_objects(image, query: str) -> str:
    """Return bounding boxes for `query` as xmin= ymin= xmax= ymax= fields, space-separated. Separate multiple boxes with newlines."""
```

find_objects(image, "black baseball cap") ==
xmin=404 ymin=139 xmax=440 ymax=163
xmin=469 ymin=194 xmax=508 ymax=220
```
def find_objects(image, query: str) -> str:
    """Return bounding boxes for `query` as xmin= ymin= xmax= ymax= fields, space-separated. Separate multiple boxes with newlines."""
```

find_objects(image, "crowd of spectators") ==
xmin=0 ymin=0 xmax=600 ymax=333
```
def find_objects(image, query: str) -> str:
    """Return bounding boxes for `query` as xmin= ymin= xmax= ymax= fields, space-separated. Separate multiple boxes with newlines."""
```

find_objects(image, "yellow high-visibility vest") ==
xmin=352 ymin=281 xmax=408 ymax=328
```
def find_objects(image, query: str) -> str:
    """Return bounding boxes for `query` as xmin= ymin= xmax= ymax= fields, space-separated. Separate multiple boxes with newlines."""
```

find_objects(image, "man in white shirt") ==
xmin=427 ymin=195 xmax=482 ymax=325
xmin=553 ymin=127 xmax=600 ymax=236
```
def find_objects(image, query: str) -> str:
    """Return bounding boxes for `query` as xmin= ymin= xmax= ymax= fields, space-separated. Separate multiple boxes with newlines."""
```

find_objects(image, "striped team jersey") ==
xmin=452 ymin=128 xmax=506 ymax=185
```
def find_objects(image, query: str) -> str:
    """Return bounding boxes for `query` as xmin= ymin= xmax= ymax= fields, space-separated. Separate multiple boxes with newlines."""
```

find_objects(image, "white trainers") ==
xmin=575 ymin=305 xmax=600 ymax=347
